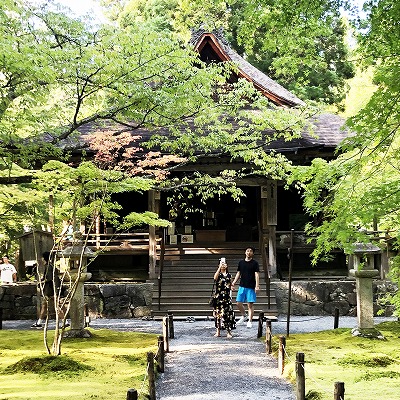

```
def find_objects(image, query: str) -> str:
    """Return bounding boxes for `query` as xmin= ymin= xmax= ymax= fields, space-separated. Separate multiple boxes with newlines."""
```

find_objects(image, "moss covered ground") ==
xmin=0 ymin=329 xmax=158 ymax=400
xmin=275 ymin=321 xmax=400 ymax=400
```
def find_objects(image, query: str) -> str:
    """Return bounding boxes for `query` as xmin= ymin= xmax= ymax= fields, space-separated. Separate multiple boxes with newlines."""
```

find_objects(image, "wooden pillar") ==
xmin=148 ymin=190 xmax=160 ymax=280
xmin=48 ymin=194 xmax=54 ymax=233
xmin=95 ymin=215 xmax=101 ymax=249
xmin=261 ymin=181 xmax=277 ymax=277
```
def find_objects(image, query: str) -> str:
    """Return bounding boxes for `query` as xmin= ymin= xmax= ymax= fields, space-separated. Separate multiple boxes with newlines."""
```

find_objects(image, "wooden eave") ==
xmin=193 ymin=33 xmax=295 ymax=107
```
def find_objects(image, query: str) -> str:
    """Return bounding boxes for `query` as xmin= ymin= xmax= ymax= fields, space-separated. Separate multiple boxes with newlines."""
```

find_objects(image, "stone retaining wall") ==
xmin=0 ymin=282 xmax=154 ymax=320
xmin=0 ymin=280 xmax=397 ymax=319
xmin=273 ymin=279 xmax=397 ymax=316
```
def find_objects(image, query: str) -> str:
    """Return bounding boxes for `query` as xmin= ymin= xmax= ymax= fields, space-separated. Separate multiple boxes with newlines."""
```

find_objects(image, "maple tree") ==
xmin=290 ymin=0 xmax=400 ymax=313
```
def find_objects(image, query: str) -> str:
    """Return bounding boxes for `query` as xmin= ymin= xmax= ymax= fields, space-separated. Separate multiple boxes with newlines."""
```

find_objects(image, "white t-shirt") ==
xmin=0 ymin=262 xmax=17 ymax=284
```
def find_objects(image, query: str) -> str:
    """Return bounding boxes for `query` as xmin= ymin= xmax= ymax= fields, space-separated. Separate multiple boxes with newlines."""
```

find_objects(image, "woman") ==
xmin=213 ymin=259 xmax=236 ymax=338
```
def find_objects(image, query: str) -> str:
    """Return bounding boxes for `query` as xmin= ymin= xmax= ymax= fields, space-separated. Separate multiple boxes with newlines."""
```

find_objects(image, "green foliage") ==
xmin=290 ymin=0 xmax=400 ymax=310
xmin=0 ymin=0 xmax=315 ymax=250
xmin=118 ymin=0 xmax=355 ymax=106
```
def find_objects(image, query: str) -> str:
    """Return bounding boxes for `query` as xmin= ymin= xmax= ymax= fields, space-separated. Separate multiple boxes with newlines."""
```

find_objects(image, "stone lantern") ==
xmin=348 ymin=243 xmax=384 ymax=339
xmin=60 ymin=241 xmax=94 ymax=338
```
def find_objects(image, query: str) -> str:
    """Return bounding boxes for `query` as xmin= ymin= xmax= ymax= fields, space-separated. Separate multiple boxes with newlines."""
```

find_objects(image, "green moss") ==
xmin=0 ymin=329 xmax=158 ymax=399
xmin=357 ymin=370 xmax=400 ymax=382
xmin=4 ymin=355 xmax=93 ymax=376
xmin=305 ymin=390 xmax=323 ymax=400
xmin=278 ymin=321 xmax=400 ymax=400
xmin=337 ymin=353 xmax=395 ymax=368
xmin=113 ymin=353 xmax=147 ymax=366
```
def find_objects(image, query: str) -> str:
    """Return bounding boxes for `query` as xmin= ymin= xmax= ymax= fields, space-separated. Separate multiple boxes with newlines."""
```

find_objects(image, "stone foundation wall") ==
xmin=0 ymin=280 xmax=396 ymax=319
xmin=273 ymin=279 xmax=397 ymax=316
xmin=0 ymin=282 xmax=154 ymax=320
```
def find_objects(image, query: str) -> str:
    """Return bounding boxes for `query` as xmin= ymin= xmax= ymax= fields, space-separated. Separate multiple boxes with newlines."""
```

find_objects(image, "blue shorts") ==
xmin=236 ymin=287 xmax=256 ymax=303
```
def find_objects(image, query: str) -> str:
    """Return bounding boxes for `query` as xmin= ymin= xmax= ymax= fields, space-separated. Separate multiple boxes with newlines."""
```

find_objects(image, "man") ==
xmin=31 ymin=251 xmax=67 ymax=329
xmin=0 ymin=255 xmax=17 ymax=284
xmin=231 ymin=247 xmax=260 ymax=328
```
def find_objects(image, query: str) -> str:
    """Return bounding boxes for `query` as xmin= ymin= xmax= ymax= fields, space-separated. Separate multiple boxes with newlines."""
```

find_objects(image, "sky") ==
xmin=30 ymin=0 xmax=106 ymax=22
xmin=56 ymin=0 xmax=368 ymax=21
xmin=62 ymin=0 xmax=103 ymax=17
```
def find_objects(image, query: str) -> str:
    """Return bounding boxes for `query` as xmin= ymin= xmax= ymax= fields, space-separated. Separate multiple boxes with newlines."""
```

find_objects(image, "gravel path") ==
xmin=154 ymin=319 xmax=295 ymax=400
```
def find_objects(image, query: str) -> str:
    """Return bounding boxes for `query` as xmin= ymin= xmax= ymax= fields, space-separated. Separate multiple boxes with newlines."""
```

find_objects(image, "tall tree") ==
xmin=1 ymin=1 xmax=312 ymax=240
xmin=112 ymin=0 xmax=355 ymax=107
xmin=290 ymin=0 xmax=400 ymax=313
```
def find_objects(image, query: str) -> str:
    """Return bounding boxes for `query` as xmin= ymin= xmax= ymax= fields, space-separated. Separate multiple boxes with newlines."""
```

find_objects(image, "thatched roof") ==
xmin=69 ymin=112 xmax=349 ymax=163
xmin=58 ymin=30 xmax=350 ymax=163
xmin=190 ymin=28 xmax=305 ymax=108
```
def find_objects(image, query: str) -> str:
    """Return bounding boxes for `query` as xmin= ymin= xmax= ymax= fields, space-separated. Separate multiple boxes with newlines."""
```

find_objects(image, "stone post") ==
xmin=68 ymin=270 xmax=92 ymax=335
xmin=60 ymin=241 xmax=94 ymax=338
xmin=348 ymin=243 xmax=383 ymax=339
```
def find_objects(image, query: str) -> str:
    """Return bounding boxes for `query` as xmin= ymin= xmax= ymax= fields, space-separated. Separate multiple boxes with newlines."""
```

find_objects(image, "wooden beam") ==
xmin=148 ymin=190 xmax=160 ymax=280
xmin=261 ymin=181 xmax=277 ymax=277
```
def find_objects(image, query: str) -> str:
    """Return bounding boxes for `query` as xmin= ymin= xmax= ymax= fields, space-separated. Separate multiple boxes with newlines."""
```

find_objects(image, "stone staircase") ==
xmin=150 ymin=243 xmax=278 ymax=319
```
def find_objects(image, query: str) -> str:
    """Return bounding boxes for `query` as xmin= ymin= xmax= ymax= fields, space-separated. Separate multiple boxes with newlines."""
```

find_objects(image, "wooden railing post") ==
xmin=286 ymin=229 xmax=294 ymax=337
xmin=334 ymin=382 xmax=345 ymax=400
xmin=296 ymin=352 xmax=305 ymax=400
xmin=265 ymin=319 xmax=272 ymax=354
xmin=258 ymin=221 xmax=271 ymax=308
xmin=157 ymin=227 xmax=166 ymax=310
xmin=168 ymin=312 xmax=174 ymax=339
xmin=126 ymin=388 xmax=138 ymax=400
xmin=147 ymin=352 xmax=156 ymax=400
xmin=84 ymin=303 xmax=90 ymax=327
xmin=334 ymin=307 xmax=340 ymax=329
xmin=257 ymin=312 xmax=264 ymax=338
xmin=278 ymin=336 xmax=286 ymax=375
xmin=162 ymin=316 xmax=169 ymax=353
xmin=157 ymin=336 xmax=165 ymax=373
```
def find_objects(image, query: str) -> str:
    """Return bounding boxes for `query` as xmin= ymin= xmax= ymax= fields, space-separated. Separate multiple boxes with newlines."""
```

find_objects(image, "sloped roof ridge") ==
xmin=190 ymin=27 xmax=304 ymax=107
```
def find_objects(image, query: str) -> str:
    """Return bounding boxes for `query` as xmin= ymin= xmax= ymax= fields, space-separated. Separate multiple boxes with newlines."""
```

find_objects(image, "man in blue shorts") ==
xmin=231 ymin=247 xmax=260 ymax=328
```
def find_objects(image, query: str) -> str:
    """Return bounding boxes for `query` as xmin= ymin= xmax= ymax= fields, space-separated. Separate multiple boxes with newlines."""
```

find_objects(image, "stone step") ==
xmin=151 ymin=308 xmax=278 ymax=318
xmin=156 ymin=295 xmax=276 ymax=303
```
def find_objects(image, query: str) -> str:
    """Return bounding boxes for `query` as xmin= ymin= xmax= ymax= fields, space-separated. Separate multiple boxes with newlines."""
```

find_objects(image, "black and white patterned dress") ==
xmin=213 ymin=272 xmax=236 ymax=331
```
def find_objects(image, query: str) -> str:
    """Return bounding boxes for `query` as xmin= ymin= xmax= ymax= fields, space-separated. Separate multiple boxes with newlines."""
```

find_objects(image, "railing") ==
xmin=258 ymin=221 xmax=271 ymax=309
xmin=157 ymin=228 xmax=167 ymax=310
xmin=56 ymin=232 xmax=158 ymax=250
xmin=85 ymin=232 xmax=151 ymax=249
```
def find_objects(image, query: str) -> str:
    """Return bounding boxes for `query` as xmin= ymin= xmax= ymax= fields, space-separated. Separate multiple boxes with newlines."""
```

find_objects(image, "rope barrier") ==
xmin=138 ymin=361 xmax=150 ymax=396
xmin=285 ymin=316 xmax=328 ymax=323
xmin=270 ymin=335 xmax=340 ymax=397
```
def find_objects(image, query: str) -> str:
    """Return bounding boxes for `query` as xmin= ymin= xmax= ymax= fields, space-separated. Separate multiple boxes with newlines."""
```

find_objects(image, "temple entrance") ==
xmin=160 ymin=186 xmax=259 ymax=243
